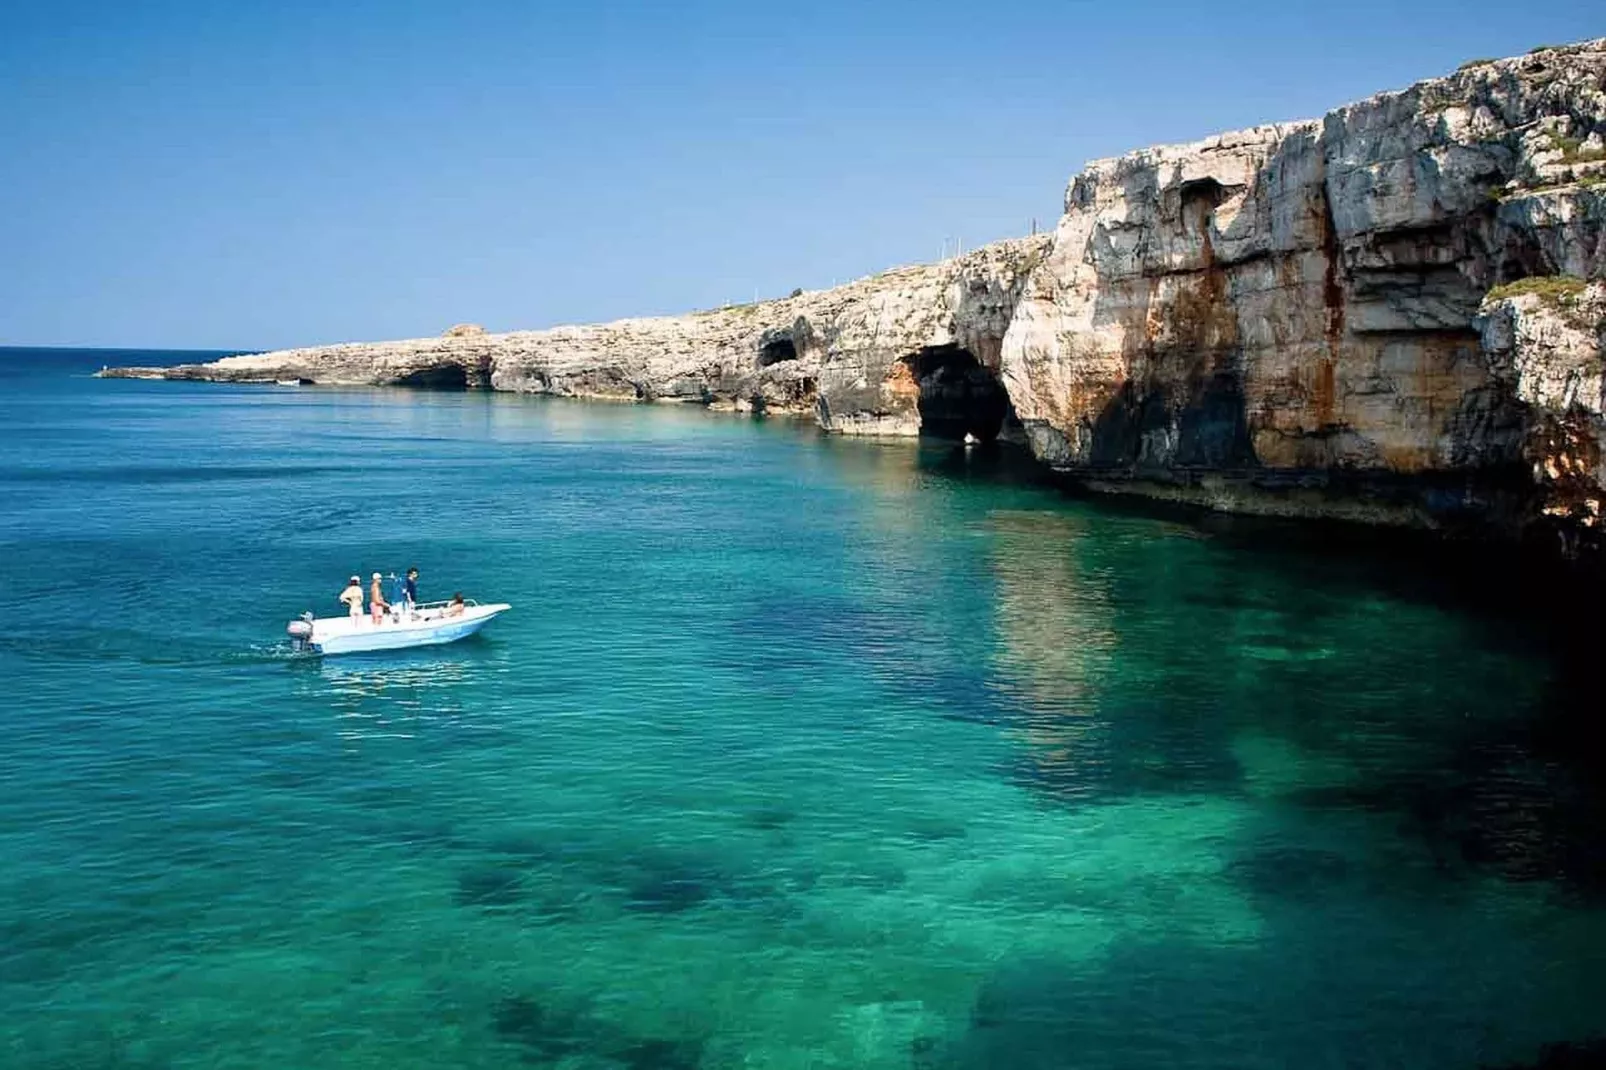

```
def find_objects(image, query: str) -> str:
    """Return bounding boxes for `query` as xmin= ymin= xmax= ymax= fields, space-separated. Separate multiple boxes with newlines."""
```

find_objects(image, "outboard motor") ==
xmin=287 ymin=612 xmax=315 ymax=653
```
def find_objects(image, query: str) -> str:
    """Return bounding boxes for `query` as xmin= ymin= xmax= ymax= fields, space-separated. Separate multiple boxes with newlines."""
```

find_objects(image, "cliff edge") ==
xmin=105 ymin=237 xmax=1049 ymax=440
xmin=999 ymin=39 xmax=1605 ymax=553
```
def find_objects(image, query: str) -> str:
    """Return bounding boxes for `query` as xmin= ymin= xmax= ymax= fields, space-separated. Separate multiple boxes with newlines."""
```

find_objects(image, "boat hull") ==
xmin=307 ymin=603 xmax=510 ymax=655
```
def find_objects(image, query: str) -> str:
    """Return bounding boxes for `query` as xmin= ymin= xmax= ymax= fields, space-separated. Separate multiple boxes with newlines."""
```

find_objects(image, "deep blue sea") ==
xmin=2 ymin=347 xmax=1604 ymax=1069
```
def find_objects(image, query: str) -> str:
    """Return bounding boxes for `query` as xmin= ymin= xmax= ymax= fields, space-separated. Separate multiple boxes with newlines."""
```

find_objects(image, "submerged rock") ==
xmin=491 ymin=994 xmax=578 ymax=1058
xmin=490 ymin=992 xmax=707 ymax=1068
xmin=615 ymin=1037 xmax=705 ymax=1070
xmin=454 ymin=865 xmax=527 ymax=908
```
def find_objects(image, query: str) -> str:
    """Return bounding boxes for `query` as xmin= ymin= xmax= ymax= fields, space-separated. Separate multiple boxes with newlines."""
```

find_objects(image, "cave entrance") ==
xmin=905 ymin=344 xmax=1010 ymax=441
xmin=758 ymin=337 xmax=798 ymax=367
xmin=396 ymin=364 xmax=470 ymax=390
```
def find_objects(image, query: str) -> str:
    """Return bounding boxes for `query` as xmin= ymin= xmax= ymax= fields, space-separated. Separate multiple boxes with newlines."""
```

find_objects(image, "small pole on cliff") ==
xmin=1031 ymin=217 xmax=1037 ymax=235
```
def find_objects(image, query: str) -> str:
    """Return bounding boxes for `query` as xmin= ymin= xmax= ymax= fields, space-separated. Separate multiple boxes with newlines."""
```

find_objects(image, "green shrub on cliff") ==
xmin=1539 ymin=133 xmax=1606 ymax=165
xmin=1486 ymin=275 xmax=1588 ymax=306
xmin=1458 ymin=58 xmax=1497 ymax=71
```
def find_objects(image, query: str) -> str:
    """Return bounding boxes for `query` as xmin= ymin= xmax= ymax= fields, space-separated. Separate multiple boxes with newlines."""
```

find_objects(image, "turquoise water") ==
xmin=3 ymin=348 xmax=1604 ymax=1069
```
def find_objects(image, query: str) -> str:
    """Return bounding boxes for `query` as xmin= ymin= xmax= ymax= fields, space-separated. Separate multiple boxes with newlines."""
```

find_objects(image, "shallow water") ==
xmin=2 ymin=348 xmax=1603 ymax=1069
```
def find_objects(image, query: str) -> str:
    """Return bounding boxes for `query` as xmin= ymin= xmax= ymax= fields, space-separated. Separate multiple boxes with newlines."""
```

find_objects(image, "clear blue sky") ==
xmin=1 ymin=1 xmax=1600 ymax=350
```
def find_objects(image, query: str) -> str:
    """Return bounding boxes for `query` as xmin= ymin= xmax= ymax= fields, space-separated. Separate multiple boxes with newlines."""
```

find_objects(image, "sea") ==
xmin=2 ymin=346 xmax=1603 ymax=1070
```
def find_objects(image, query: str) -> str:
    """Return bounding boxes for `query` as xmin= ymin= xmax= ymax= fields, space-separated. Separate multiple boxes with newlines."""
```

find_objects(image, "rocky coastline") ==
xmin=104 ymin=39 xmax=1606 ymax=558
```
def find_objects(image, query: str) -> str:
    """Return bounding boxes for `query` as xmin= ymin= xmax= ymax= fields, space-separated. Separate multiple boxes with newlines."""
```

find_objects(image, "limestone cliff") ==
xmin=999 ymin=39 xmax=1606 ymax=550
xmin=104 ymin=39 xmax=1606 ymax=554
xmin=106 ymin=238 xmax=1049 ymax=439
xmin=1477 ymin=278 xmax=1605 ymax=554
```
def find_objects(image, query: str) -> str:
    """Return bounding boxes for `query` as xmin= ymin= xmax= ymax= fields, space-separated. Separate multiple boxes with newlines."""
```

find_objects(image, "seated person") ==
xmin=444 ymin=592 xmax=466 ymax=618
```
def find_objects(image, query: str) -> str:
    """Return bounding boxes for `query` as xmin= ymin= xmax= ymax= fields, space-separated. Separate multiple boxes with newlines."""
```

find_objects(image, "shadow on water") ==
xmin=303 ymin=639 xmax=497 ymax=679
xmin=815 ymin=433 xmax=1606 ymax=931
xmin=919 ymin=436 xmax=1606 ymax=621
xmin=1482 ymin=1042 xmax=1606 ymax=1069
xmin=782 ymin=436 xmax=1606 ymax=908
xmin=929 ymin=938 xmax=1606 ymax=1070
xmin=907 ymin=438 xmax=1606 ymax=904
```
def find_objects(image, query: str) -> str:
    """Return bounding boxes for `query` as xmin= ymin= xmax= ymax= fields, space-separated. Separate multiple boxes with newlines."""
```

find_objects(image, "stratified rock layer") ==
xmin=999 ymin=40 xmax=1606 ymax=546
xmin=106 ymin=238 xmax=1050 ymax=437
xmin=1477 ymin=280 xmax=1605 ymax=553
xmin=105 ymin=40 xmax=1606 ymax=554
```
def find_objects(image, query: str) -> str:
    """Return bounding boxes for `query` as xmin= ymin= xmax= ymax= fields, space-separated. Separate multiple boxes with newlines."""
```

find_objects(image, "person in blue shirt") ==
xmin=403 ymin=567 xmax=419 ymax=614
xmin=385 ymin=572 xmax=406 ymax=620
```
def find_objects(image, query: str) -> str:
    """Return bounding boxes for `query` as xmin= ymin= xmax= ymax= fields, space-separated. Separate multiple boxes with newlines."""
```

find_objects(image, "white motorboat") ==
xmin=287 ymin=599 xmax=511 ymax=655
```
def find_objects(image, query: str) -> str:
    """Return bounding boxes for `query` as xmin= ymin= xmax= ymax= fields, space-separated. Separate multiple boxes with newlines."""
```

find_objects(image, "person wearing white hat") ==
xmin=338 ymin=575 xmax=364 ymax=620
xmin=368 ymin=572 xmax=389 ymax=625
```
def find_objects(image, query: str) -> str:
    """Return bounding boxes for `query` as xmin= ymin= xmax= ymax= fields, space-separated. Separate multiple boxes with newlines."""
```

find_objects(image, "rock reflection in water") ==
xmin=988 ymin=509 xmax=1120 ymax=796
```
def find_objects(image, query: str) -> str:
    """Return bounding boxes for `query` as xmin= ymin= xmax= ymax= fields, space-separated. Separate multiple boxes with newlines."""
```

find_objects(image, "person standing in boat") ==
xmin=403 ymin=567 xmax=420 ymax=616
xmin=369 ymin=572 xmax=389 ymax=625
xmin=387 ymin=571 xmax=407 ymax=621
xmin=339 ymin=575 xmax=364 ymax=620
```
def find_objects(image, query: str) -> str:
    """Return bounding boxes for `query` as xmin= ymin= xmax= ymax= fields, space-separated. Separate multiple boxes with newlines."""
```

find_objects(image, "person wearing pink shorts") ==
xmin=369 ymin=572 xmax=389 ymax=624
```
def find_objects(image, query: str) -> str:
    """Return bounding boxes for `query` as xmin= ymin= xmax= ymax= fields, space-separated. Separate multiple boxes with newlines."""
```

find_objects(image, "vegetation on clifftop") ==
xmin=1486 ymin=275 xmax=1589 ymax=306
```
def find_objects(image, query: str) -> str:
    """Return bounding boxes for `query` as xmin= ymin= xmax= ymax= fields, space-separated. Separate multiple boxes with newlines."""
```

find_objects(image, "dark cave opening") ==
xmin=757 ymin=338 xmax=798 ymax=367
xmin=396 ymin=364 xmax=470 ymax=390
xmin=906 ymin=344 xmax=1011 ymax=441
xmin=1178 ymin=176 xmax=1230 ymax=210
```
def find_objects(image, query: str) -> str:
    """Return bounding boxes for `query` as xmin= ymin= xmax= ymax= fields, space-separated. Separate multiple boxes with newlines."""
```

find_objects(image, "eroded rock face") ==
xmin=104 ymin=342 xmax=496 ymax=389
xmin=1000 ymin=40 xmax=1606 ymax=536
xmin=1477 ymin=281 xmax=1606 ymax=556
xmin=104 ymin=238 xmax=1049 ymax=439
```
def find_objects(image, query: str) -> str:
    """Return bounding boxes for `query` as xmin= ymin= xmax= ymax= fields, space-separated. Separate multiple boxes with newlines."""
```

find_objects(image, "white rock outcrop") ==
xmin=997 ymin=39 xmax=1606 ymax=543
xmin=1477 ymin=280 xmax=1605 ymax=552
xmin=109 ymin=237 xmax=1049 ymax=437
